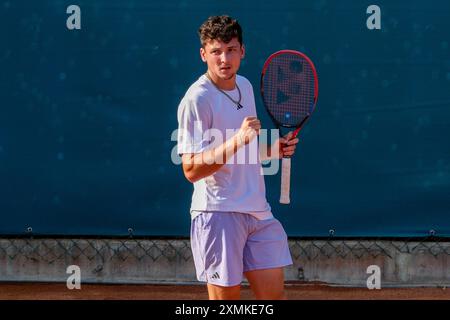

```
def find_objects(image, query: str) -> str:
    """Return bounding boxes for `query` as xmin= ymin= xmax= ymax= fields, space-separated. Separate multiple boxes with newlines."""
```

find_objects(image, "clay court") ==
xmin=1 ymin=282 xmax=449 ymax=300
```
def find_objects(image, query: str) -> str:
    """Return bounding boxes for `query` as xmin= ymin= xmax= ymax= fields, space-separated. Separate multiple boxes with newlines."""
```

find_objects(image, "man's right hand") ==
xmin=236 ymin=116 xmax=261 ymax=146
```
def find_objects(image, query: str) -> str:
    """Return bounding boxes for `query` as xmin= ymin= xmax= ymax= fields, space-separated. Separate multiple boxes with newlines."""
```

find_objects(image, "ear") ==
xmin=240 ymin=45 xmax=245 ymax=59
xmin=200 ymin=47 xmax=207 ymax=63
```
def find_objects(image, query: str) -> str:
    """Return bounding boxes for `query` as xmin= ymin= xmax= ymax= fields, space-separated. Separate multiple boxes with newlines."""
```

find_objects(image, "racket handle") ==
xmin=280 ymin=157 xmax=291 ymax=204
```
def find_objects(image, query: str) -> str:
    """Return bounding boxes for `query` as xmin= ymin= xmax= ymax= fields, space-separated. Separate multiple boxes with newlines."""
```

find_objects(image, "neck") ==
xmin=206 ymin=71 xmax=236 ymax=90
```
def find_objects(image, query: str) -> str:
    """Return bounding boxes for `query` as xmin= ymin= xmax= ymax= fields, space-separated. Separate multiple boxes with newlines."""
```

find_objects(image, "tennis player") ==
xmin=177 ymin=15 xmax=299 ymax=300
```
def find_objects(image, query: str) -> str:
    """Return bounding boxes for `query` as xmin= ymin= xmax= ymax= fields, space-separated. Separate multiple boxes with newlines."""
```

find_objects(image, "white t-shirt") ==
xmin=177 ymin=74 xmax=273 ymax=220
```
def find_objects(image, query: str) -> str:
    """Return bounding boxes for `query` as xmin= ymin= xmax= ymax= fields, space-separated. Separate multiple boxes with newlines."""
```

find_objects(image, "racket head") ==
xmin=260 ymin=50 xmax=318 ymax=131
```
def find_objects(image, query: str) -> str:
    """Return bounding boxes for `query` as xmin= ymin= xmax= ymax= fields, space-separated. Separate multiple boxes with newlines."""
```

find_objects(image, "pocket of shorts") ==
xmin=197 ymin=211 xmax=213 ymax=231
xmin=272 ymin=219 xmax=288 ymax=240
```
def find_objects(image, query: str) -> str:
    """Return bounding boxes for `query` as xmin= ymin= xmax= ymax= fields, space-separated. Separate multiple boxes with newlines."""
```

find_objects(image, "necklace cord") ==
xmin=205 ymin=73 xmax=243 ymax=109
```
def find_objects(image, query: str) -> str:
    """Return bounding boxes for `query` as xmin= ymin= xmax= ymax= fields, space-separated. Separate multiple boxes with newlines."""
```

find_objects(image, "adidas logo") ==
xmin=210 ymin=272 xmax=220 ymax=280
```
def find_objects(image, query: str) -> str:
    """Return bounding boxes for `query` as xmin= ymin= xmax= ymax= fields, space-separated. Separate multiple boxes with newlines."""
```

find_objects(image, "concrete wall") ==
xmin=0 ymin=239 xmax=449 ymax=287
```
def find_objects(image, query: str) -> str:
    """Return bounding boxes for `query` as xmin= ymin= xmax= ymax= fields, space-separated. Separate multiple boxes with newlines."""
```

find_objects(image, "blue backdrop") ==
xmin=0 ymin=0 xmax=449 ymax=236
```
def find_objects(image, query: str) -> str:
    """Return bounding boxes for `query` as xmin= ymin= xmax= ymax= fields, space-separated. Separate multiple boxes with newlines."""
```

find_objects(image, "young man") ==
xmin=177 ymin=15 xmax=299 ymax=300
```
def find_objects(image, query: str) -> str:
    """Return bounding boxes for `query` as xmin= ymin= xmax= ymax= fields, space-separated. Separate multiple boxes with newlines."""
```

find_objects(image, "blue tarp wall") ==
xmin=0 ymin=0 xmax=449 ymax=236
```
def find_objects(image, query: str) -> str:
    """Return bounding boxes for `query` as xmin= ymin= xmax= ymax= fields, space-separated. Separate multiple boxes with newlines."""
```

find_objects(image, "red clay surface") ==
xmin=0 ymin=282 xmax=449 ymax=300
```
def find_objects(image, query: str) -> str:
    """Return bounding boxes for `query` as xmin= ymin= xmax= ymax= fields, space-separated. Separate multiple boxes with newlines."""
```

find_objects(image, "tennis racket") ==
xmin=260 ymin=50 xmax=319 ymax=204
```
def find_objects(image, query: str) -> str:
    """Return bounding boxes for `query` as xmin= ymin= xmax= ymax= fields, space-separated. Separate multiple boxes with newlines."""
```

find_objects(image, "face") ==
xmin=200 ymin=37 xmax=245 ymax=88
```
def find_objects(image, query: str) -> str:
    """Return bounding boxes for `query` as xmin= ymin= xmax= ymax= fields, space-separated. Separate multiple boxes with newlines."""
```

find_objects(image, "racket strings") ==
xmin=262 ymin=53 xmax=315 ymax=126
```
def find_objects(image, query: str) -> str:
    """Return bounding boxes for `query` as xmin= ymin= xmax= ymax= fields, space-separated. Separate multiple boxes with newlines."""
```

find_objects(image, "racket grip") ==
xmin=280 ymin=157 xmax=291 ymax=204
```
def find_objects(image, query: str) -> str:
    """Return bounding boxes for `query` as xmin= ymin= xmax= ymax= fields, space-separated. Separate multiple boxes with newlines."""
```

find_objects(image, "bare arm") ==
xmin=181 ymin=116 xmax=261 ymax=183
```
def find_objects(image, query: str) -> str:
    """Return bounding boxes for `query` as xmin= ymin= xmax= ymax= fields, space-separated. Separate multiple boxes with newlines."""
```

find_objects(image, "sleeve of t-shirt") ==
xmin=177 ymin=95 xmax=212 ymax=155
xmin=247 ymin=81 xmax=257 ymax=116
xmin=241 ymin=76 xmax=257 ymax=116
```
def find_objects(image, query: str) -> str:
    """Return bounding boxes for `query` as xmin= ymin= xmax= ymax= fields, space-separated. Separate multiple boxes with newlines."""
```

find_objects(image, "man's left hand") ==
xmin=276 ymin=131 xmax=299 ymax=158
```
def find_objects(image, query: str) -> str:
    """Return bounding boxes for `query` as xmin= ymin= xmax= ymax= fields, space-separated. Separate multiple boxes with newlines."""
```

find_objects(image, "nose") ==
xmin=219 ymin=51 xmax=230 ymax=64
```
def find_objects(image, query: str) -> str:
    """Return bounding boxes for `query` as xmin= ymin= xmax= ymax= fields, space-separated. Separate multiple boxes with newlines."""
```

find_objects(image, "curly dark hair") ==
xmin=198 ymin=15 xmax=243 ymax=47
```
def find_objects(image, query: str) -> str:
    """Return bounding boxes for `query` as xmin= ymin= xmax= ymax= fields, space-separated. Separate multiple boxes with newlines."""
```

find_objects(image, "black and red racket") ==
xmin=260 ymin=50 xmax=319 ymax=204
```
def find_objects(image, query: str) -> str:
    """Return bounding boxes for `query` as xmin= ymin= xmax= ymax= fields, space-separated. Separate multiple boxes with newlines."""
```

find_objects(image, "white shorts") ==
xmin=190 ymin=211 xmax=293 ymax=287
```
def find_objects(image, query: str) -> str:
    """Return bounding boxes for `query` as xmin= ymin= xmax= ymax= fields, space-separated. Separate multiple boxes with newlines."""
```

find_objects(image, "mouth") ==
xmin=219 ymin=66 xmax=231 ymax=71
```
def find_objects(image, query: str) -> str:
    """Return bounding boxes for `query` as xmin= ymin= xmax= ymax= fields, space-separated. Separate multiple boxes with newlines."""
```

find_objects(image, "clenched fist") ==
xmin=236 ymin=116 xmax=261 ymax=146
